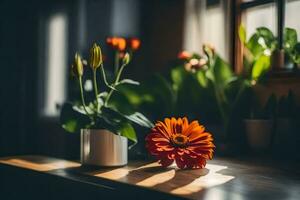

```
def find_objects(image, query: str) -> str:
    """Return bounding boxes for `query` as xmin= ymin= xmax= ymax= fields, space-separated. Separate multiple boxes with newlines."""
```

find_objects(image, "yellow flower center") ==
xmin=171 ymin=134 xmax=189 ymax=147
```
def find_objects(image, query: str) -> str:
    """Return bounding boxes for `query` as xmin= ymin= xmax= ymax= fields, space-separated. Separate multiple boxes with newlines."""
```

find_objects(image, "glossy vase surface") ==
xmin=81 ymin=129 xmax=128 ymax=166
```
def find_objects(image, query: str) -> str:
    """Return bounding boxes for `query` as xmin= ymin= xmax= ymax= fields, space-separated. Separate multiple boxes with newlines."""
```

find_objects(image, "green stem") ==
xmin=115 ymin=63 xmax=126 ymax=83
xmin=79 ymin=77 xmax=91 ymax=117
xmin=100 ymin=63 xmax=115 ymax=91
xmin=92 ymin=69 xmax=99 ymax=112
xmin=105 ymin=63 xmax=127 ymax=106
xmin=114 ymin=51 xmax=120 ymax=75
xmin=105 ymin=89 xmax=114 ymax=107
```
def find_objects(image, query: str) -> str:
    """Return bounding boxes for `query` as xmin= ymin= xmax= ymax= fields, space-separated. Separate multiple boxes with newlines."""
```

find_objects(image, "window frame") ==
xmin=232 ymin=0 xmax=286 ymax=73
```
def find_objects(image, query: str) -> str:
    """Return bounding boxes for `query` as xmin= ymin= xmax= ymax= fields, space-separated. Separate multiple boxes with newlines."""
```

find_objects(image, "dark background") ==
xmin=0 ymin=0 xmax=185 ymax=158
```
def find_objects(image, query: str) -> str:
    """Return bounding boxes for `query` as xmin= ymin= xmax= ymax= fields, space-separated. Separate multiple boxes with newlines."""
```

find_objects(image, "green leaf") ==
xmin=256 ymin=27 xmax=275 ymax=49
xmin=247 ymin=33 xmax=265 ymax=59
xmin=118 ymin=122 xmax=137 ymax=147
xmin=251 ymin=55 xmax=270 ymax=80
xmin=212 ymin=56 xmax=233 ymax=87
xmin=117 ymin=79 xmax=140 ymax=86
xmin=98 ymin=107 xmax=138 ymax=145
xmin=196 ymin=70 xmax=208 ymax=87
xmin=292 ymin=43 xmax=300 ymax=64
xmin=171 ymin=66 xmax=187 ymax=91
xmin=98 ymin=91 xmax=108 ymax=98
xmin=124 ymin=112 xmax=154 ymax=128
xmin=284 ymin=28 xmax=297 ymax=51
xmin=60 ymin=103 xmax=91 ymax=133
xmin=239 ymin=24 xmax=247 ymax=44
xmin=102 ymin=106 xmax=153 ymax=128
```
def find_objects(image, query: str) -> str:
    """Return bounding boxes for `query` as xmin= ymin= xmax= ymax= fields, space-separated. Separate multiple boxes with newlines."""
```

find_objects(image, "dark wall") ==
xmin=0 ymin=0 xmax=40 ymax=156
xmin=0 ymin=0 xmax=185 ymax=158
xmin=133 ymin=0 xmax=185 ymax=78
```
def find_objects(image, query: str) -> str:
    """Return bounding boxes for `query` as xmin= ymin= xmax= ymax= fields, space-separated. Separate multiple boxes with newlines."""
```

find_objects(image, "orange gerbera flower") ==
xmin=146 ymin=117 xmax=215 ymax=169
xmin=106 ymin=37 xmax=126 ymax=51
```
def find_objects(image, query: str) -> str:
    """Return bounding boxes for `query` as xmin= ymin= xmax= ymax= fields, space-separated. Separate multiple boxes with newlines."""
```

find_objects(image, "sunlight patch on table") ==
xmin=171 ymin=164 xmax=235 ymax=196
xmin=0 ymin=157 xmax=80 ymax=171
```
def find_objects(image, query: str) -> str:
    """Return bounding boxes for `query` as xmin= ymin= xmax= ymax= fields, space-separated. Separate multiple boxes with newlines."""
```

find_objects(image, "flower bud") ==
xmin=203 ymin=44 xmax=215 ymax=58
xmin=90 ymin=43 xmax=102 ymax=70
xmin=72 ymin=53 xmax=84 ymax=77
xmin=122 ymin=52 xmax=130 ymax=65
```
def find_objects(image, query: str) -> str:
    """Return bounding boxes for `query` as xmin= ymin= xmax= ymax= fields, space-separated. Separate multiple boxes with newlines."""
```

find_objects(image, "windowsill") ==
xmin=0 ymin=155 xmax=299 ymax=200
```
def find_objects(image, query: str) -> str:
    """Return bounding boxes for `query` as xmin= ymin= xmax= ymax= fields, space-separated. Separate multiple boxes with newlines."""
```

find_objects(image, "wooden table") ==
xmin=0 ymin=155 xmax=299 ymax=200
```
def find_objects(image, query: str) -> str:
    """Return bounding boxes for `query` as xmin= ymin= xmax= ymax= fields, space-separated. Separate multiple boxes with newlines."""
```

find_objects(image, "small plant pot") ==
xmin=244 ymin=119 xmax=273 ymax=151
xmin=80 ymin=129 xmax=128 ymax=167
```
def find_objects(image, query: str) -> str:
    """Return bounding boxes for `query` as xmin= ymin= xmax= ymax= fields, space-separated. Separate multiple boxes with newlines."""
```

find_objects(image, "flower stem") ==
xmin=100 ymin=63 xmax=115 ymax=90
xmin=115 ymin=63 xmax=126 ymax=83
xmin=105 ymin=63 xmax=127 ymax=106
xmin=79 ymin=77 xmax=91 ymax=117
xmin=92 ymin=69 xmax=99 ymax=112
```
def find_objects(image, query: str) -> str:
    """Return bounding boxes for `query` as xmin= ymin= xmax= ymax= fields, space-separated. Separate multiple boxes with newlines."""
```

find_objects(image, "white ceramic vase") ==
xmin=80 ymin=129 xmax=128 ymax=166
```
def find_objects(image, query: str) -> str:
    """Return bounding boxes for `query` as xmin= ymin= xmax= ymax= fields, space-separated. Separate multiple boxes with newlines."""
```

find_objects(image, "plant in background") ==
xmin=248 ymin=94 xmax=277 ymax=120
xmin=108 ymin=73 xmax=176 ymax=122
xmin=172 ymin=45 xmax=249 ymax=140
xmin=283 ymin=28 xmax=300 ymax=65
xmin=239 ymin=25 xmax=300 ymax=81
xmin=60 ymin=39 xmax=153 ymax=146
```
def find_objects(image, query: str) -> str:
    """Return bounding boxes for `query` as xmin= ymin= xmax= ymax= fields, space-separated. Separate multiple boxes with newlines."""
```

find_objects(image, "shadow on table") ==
xmin=120 ymin=164 xmax=209 ymax=189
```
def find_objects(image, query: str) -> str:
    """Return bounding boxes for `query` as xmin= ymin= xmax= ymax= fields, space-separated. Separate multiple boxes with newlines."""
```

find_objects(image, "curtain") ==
xmin=183 ymin=0 xmax=231 ymax=61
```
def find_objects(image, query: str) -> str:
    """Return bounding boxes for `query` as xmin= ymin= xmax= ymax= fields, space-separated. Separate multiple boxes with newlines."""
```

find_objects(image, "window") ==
xmin=41 ymin=13 xmax=68 ymax=117
xmin=234 ymin=0 xmax=300 ymax=71
xmin=183 ymin=0 xmax=231 ymax=60
xmin=285 ymin=0 xmax=300 ymax=37
xmin=243 ymin=3 xmax=276 ymax=40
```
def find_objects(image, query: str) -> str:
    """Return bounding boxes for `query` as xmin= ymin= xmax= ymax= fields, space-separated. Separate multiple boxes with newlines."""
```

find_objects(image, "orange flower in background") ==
xmin=178 ymin=51 xmax=191 ymax=60
xmin=129 ymin=38 xmax=141 ymax=51
xmin=184 ymin=58 xmax=207 ymax=73
xmin=146 ymin=117 xmax=215 ymax=169
xmin=106 ymin=37 xmax=126 ymax=51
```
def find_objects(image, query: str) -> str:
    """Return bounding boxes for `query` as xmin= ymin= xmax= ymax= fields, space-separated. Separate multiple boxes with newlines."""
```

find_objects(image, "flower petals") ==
xmin=146 ymin=117 xmax=215 ymax=169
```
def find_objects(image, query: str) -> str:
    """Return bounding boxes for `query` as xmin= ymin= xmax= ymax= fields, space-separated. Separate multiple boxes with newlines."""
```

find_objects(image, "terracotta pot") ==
xmin=244 ymin=119 xmax=273 ymax=151
xmin=80 ymin=129 xmax=128 ymax=166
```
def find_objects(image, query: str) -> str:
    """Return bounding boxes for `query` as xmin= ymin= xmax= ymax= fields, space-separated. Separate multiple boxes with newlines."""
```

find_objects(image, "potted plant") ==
xmin=244 ymin=94 xmax=276 ymax=152
xmin=239 ymin=25 xmax=300 ymax=76
xmin=172 ymin=45 xmax=249 ymax=151
xmin=60 ymin=38 xmax=153 ymax=166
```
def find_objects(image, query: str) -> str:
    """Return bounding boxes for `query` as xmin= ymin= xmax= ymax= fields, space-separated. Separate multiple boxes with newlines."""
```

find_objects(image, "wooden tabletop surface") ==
xmin=0 ymin=155 xmax=300 ymax=200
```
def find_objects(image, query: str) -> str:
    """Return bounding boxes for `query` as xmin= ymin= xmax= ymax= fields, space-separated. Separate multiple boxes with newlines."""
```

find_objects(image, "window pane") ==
xmin=286 ymin=0 xmax=300 ymax=36
xmin=43 ymin=13 xmax=68 ymax=117
xmin=183 ymin=0 xmax=230 ymax=60
xmin=243 ymin=3 xmax=276 ymax=40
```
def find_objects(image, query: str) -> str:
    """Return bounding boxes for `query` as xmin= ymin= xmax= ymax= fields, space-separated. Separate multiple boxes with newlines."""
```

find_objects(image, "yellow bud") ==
xmin=122 ymin=52 xmax=130 ymax=65
xmin=90 ymin=43 xmax=102 ymax=70
xmin=72 ymin=53 xmax=84 ymax=77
